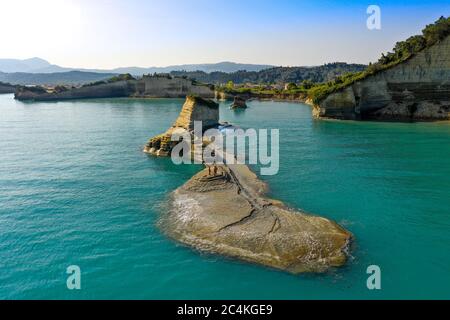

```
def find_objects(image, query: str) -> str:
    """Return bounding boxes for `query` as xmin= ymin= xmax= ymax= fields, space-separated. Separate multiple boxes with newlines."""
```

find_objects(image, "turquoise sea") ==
xmin=0 ymin=94 xmax=449 ymax=299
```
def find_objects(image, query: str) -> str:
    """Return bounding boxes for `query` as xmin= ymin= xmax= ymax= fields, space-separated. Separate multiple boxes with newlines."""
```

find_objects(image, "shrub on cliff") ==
xmin=285 ymin=83 xmax=297 ymax=90
xmin=186 ymin=95 xmax=219 ymax=109
xmin=82 ymin=73 xmax=136 ymax=88
xmin=423 ymin=16 xmax=450 ymax=46
xmin=18 ymin=86 xmax=47 ymax=94
xmin=107 ymin=73 xmax=136 ymax=83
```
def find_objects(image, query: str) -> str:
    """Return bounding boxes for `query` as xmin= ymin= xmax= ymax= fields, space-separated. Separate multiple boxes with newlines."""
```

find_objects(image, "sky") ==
xmin=0 ymin=0 xmax=448 ymax=69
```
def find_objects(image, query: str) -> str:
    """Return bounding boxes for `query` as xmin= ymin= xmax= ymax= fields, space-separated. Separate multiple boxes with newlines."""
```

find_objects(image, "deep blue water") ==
xmin=0 ymin=94 xmax=449 ymax=299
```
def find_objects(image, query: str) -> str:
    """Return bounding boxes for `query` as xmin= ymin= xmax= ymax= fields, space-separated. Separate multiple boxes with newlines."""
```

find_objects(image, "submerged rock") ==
xmin=159 ymin=164 xmax=352 ymax=274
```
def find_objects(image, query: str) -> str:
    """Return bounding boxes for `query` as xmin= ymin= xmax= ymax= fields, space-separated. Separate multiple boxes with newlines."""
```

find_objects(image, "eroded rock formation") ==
xmin=230 ymin=96 xmax=248 ymax=109
xmin=143 ymin=95 xmax=219 ymax=156
xmin=313 ymin=35 xmax=450 ymax=121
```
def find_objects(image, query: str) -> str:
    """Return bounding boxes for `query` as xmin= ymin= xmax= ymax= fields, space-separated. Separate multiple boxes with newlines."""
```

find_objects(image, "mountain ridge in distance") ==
xmin=0 ymin=70 xmax=117 ymax=86
xmin=0 ymin=58 xmax=274 ymax=75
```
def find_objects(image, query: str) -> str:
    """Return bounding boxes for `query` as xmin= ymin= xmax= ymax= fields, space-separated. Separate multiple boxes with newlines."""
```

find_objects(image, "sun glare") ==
xmin=0 ymin=0 xmax=83 ymax=55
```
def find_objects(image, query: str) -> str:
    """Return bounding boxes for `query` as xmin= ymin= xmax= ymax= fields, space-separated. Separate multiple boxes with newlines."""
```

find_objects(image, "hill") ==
xmin=170 ymin=63 xmax=367 ymax=85
xmin=0 ymin=59 xmax=273 ymax=75
xmin=0 ymin=57 xmax=55 ymax=73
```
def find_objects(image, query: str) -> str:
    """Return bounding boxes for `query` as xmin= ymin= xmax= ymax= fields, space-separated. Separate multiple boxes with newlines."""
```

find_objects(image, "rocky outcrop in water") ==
xmin=313 ymin=35 xmax=450 ymax=121
xmin=143 ymin=95 xmax=219 ymax=156
xmin=230 ymin=96 xmax=248 ymax=109
xmin=160 ymin=164 xmax=352 ymax=274
xmin=145 ymin=96 xmax=352 ymax=273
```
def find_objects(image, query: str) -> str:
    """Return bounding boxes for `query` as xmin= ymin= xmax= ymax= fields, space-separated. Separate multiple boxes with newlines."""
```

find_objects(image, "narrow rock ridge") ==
xmin=145 ymin=96 xmax=352 ymax=273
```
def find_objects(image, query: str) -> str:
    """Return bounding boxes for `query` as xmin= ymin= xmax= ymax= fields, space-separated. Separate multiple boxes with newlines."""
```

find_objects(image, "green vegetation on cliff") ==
xmin=215 ymin=79 xmax=316 ymax=99
xmin=108 ymin=73 xmax=136 ymax=82
xmin=309 ymin=16 xmax=450 ymax=104
xmin=82 ymin=73 xmax=136 ymax=87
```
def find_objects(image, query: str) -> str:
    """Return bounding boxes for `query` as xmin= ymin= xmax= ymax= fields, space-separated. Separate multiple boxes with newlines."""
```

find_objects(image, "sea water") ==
xmin=0 ymin=94 xmax=449 ymax=299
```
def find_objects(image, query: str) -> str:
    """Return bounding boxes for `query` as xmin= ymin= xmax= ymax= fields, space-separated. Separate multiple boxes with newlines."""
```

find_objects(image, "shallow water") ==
xmin=0 ymin=94 xmax=449 ymax=299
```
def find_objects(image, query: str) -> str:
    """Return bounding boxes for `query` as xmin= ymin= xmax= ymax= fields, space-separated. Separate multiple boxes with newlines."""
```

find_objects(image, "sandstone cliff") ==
xmin=313 ymin=35 xmax=450 ymax=121
xmin=144 ymin=96 xmax=352 ymax=273
xmin=143 ymin=95 xmax=219 ymax=156
xmin=136 ymin=75 xmax=214 ymax=98
xmin=14 ymin=75 xmax=215 ymax=101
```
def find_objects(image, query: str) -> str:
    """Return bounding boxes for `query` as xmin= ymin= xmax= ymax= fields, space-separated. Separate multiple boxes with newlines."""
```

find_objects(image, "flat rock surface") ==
xmin=159 ymin=164 xmax=352 ymax=274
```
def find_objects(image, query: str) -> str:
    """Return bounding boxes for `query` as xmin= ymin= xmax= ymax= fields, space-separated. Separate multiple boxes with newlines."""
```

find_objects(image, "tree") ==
xmin=422 ymin=16 xmax=450 ymax=46
xmin=300 ymin=80 xmax=314 ymax=90
xmin=285 ymin=82 xmax=297 ymax=90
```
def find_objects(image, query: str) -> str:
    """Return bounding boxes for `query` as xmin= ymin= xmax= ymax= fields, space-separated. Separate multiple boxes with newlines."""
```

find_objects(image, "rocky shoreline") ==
xmin=143 ymin=95 xmax=220 ymax=156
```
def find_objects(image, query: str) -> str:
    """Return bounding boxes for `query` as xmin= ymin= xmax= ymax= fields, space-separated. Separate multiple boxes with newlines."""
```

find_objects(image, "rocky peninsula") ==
xmin=14 ymin=74 xmax=215 ymax=101
xmin=145 ymin=96 xmax=352 ymax=273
